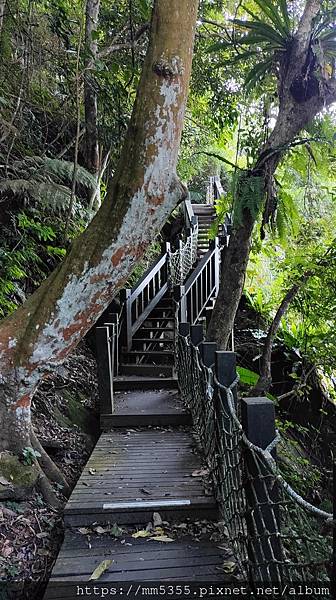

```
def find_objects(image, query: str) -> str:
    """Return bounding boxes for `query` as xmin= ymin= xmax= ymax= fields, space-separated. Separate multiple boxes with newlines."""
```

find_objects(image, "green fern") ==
xmin=233 ymin=171 xmax=265 ymax=225
xmin=0 ymin=179 xmax=72 ymax=210
xmin=0 ymin=157 xmax=95 ymax=211
xmin=276 ymin=190 xmax=300 ymax=242
xmin=12 ymin=156 xmax=96 ymax=189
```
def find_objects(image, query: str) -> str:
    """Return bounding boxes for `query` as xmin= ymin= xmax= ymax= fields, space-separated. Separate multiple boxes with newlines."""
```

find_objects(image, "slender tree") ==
xmin=0 ymin=0 xmax=199 ymax=496
xmin=207 ymin=0 xmax=336 ymax=348
xmin=84 ymin=0 xmax=100 ymax=209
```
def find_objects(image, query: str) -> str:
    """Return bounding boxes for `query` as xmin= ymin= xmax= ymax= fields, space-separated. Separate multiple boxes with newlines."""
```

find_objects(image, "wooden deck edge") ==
xmin=64 ymin=503 xmax=218 ymax=527
xmin=100 ymin=413 xmax=192 ymax=428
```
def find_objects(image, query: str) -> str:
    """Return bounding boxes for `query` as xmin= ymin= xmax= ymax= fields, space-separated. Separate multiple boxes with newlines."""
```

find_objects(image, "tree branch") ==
xmin=98 ymin=22 xmax=149 ymax=59
xmin=296 ymin=0 xmax=320 ymax=52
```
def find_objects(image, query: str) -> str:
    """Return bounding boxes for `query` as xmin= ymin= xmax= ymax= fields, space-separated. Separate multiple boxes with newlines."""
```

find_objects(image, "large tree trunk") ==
xmin=207 ymin=0 xmax=336 ymax=350
xmin=0 ymin=0 xmax=199 ymax=458
xmin=84 ymin=0 xmax=100 ymax=209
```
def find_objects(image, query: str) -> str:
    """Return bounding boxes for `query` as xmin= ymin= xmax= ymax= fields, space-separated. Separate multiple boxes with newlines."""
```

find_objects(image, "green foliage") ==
xmin=233 ymin=172 xmax=265 ymax=225
xmin=237 ymin=366 xmax=259 ymax=386
xmin=22 ymin=447 xmax=41 ymax=466
xmin=0 ymin=157 xmax=96 ymax=211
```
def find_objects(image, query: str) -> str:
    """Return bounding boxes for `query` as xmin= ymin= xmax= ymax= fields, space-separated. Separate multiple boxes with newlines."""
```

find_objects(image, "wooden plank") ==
xmin=52 ymin=554 xmax=225 ymax=577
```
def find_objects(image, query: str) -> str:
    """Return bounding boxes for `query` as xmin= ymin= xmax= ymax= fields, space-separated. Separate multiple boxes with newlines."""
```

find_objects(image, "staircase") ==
xmin=192 ymin=203 xmax=217 ymax=259
xmin=119 ymin=292 xmax=175 ymax=379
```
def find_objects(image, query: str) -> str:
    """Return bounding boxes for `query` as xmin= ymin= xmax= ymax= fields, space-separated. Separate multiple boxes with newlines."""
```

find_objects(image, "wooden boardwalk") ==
xmin=45 ymin=384 xmax=232 ymax=597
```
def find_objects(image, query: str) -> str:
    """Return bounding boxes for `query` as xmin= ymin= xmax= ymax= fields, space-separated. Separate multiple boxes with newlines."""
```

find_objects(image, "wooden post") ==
xmin=241 ymin=397 xmax=283 ymax=584
xmin=215 ymin=351 xmax=237 ymax=400
xmin=179 ymin=238 xmax=184 ymax=283
xmin=120 ymin=288 xmax=131 ymax=352
xmin=107 ymin=313 xmax=119 ymax=374
xmin=179 ymin=322 xmax=190 ymax=337
xmin=190 ymin=324 xmax=204 ymax=347
xmin=96 ymin=325 xmax=113 ymax=416
xmin=199 ymin=341 xmax=217 ymax=368
xmin=214 ymin=236 xmax=220 ymax=295
xmin=182 ymin=284 xmax=186 ymax=312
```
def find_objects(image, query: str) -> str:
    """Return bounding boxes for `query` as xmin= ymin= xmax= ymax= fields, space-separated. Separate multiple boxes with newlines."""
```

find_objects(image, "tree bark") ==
xmin=0 ymin=0 xmax=199 ymax=455
xmin=0 ymin=0 xmax=5 ymax=39
xmin=251 ymin=282 xmax=304 ymax=396
xmin=207 ymin=0 xmax=336 ymax=350
xmin=84 ymin=0 xmax=100 ymax=208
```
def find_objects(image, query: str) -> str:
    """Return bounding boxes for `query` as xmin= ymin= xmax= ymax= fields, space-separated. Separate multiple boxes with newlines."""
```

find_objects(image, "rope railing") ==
xmin=168 ymin=224 xmax=199 ymax=286
xmin=176 ymin=326 xmax=334 ymax=589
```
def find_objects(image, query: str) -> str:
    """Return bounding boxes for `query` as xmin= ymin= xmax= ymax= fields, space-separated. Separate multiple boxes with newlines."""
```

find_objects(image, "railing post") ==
xmin=241 ymin=397 xmax=283 ymax=584
xmin=179 ymin=238 xmax=184 ymax=283
xmin=199 ymin=341 xmax=217 ymax=368
xmin=174 ymin=284 xmax=187 ymax=323
xmin=165 ymin=241 xmax=171 ymax=288
xmin=190 ymin=324 xmax=204 ymax=346
xmin=215 ymin=351 xmax=238 ymax=409
xmin=214 ymin=236 xmax=220 ymax=295
xmin=106 ymin=313 xmax=119 ymax=375
xmin=120 ymin=288 xmax=132 ymax=352
xmin=179 ymin=322 xmax=190 ymax=337
xmin=96 ymin=325 xmax=113 ymax=416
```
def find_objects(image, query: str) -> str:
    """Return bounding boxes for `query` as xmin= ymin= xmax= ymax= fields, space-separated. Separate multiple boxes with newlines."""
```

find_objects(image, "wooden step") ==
xmin=101 ymin=389 xmax=191 ymax=428
xmin=45 ymin=531 xmax=230 ymax=597
xmin=144 ymin=318 xmax=175 ymax=324
xmin=132 ymin=337 xmax=174 ymax=343
xmin=64 ymin=430 xmax=217 ymax=526
xmin=139 ymin=326 xmax=175 ymax=331
xmin=114 ymin=376 xmax=178 ymax=391
xmin=119 ymin=364 xmax=174 ymax=377
xmin=126 ymin=350 xmax=174 ymax=356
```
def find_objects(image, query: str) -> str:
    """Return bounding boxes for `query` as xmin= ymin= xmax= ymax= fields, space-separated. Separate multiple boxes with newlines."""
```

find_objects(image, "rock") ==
xmin=0 ymin=453 xmax=39 ymax=500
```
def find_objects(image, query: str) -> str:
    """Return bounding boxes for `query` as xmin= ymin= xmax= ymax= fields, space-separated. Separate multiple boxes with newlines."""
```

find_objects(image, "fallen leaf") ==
xmin=151 ymin=535 xmax=174 ymax=543
xmin=132 ymin=530 xmax=152 ymax=539
xmin=222 ymin=560 xmax=237 ymax=573
xmin=88 ymin=468 xmax=96 ymax=475
xmin=153 ymin=527 xmax=164 ymax=535
xmin=192 ymin=468 xmax=209 ymax=477
xmin=36 ymin=532 xmax=49 ymax=539
xmin=110 ymin=524 xmax=123 ymax=538
xmin=140 ymin=488 xmax=151 ymax=495
xmin=89 ymin=559 xmax=113 ymax=580
xmin=95 ymin=526 xmax=106 ymax=535
xmin=78 ymin=527 xmax=90 ymax=535
xmin=153 ymin=512 xmax=162 ymax=527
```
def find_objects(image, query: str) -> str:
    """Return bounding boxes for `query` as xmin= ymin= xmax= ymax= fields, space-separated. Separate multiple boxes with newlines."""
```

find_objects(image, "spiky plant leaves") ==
xmin=0 ymin=179 xmax=72 ymax=211
xmin=12 ymin=157 xmax=96 ymax=189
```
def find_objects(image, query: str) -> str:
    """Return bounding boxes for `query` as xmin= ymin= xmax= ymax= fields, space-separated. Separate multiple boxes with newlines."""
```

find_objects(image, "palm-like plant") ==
xmin=209 ymin=0 xmax=336 ymax=94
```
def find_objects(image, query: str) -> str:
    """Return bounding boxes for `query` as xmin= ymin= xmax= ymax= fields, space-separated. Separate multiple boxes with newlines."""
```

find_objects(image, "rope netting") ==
xmin=176 ymin=332 xmax=333 ymax=588
xmin=168 ymin=227 xmax=198 ymax=285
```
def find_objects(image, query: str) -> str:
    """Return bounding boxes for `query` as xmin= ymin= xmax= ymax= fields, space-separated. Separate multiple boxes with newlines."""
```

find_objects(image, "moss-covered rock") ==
xmin=63 ymin=390 xmax=99 ymax=435
xmin=0 ymin=453 xmax=39 ymax=500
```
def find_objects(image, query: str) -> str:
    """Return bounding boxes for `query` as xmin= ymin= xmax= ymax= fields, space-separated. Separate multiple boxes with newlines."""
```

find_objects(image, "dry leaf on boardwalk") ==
xmin=132 ymin=530 xmax=152 ymax=539
xmin=89 ymin=559 xmax=113 ymax=580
